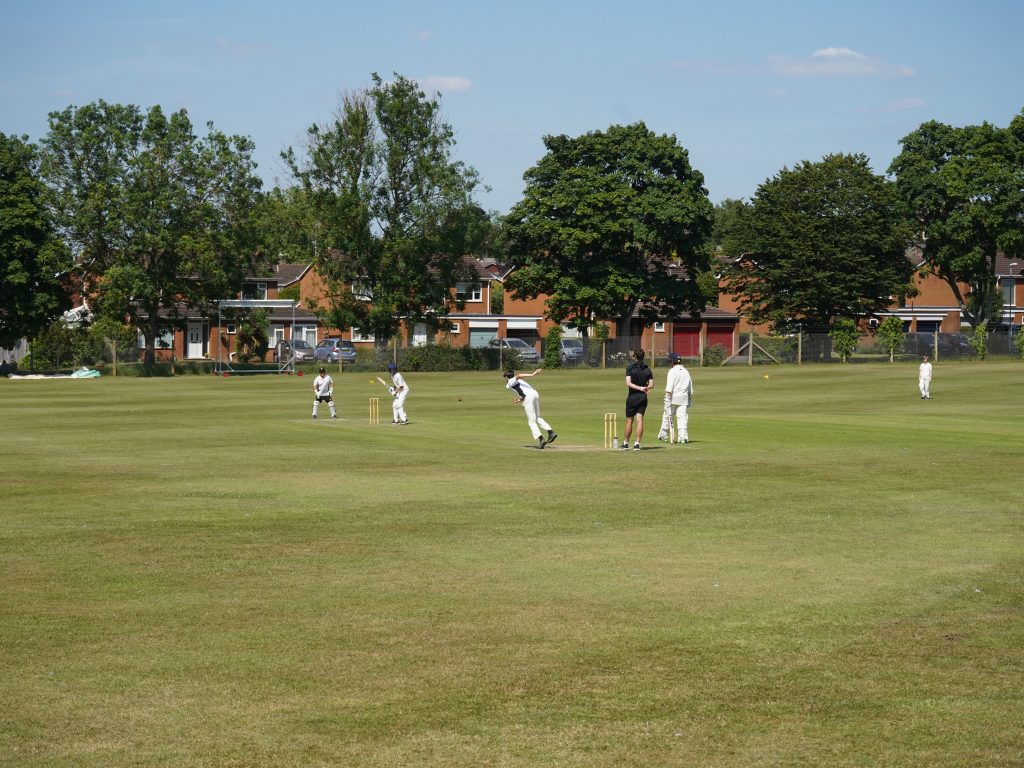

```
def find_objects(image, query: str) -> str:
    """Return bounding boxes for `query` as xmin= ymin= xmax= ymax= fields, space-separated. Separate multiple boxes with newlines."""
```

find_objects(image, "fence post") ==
xmin=748 ymin=333 xmax=753 ymax=366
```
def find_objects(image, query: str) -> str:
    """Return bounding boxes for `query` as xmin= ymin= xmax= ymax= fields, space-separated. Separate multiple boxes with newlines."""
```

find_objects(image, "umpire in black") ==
xmin=621 ymin=349 xmax=654 ymax=451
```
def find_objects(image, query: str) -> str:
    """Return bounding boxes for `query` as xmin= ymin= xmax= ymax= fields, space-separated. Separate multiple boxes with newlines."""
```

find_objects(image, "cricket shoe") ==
xmin=546 ymin=430 xmax=558 ymax=445
xmin=633 ymin=443 xmax=641 ymax=451
xmin=537 ymin=436 xmax=546 ymax=449
xmin=620 ymin=441 xmax=630 ymax=451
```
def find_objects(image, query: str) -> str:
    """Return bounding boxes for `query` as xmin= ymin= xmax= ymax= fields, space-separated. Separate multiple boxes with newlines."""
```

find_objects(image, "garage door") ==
xmin=707 ymin=324 xmax=735 ymax=355
xmin=672 ymin=323 xmax=701 ymax=357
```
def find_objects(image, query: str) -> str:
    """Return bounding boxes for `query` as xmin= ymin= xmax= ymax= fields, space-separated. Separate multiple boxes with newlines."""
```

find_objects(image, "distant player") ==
xmin=919 ymin=355 xmax=932 ymax=399
xmin=387 ymin=362 xmax=410 ymax=424
xmin=504 ymin=368 xmax=557 ymax=449
xmin=312 ymin=367 xmax=337 ymax=419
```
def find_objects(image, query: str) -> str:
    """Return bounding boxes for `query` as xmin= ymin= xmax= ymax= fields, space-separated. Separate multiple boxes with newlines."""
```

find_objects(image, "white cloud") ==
xmin=421 ymin=75 xmax=472 ymax=93
xmin=769 ymin=47 xmax=915 ymax=77
xmin=671 ymin=47 xmax=915 ymax=78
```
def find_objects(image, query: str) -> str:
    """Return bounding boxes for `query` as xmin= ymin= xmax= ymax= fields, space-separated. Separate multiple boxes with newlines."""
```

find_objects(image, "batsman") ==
xmin=381 ymin=362 xmax=410 ymax=424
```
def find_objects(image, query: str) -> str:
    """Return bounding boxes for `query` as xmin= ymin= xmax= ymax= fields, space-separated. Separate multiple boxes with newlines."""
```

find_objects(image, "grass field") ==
xmin=2 ymin=362 xmax=1022 ymax=767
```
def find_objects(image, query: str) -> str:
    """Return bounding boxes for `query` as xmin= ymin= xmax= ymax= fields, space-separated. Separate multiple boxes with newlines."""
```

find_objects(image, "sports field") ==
xmin=2 ymin=362 xmax=1022 ymax=767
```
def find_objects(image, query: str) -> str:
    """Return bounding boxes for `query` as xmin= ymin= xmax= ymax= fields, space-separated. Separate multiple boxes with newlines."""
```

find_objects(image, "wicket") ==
xmin=368 ymin=397 xmax=380 ymax=424
xmin=603 ymin=412 xmax=618 ymax=449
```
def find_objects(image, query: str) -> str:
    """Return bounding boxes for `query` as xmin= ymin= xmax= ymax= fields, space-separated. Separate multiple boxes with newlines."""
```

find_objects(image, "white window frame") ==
xmin=352 ymin=327 xmax=375 ymax=342
xmin=225 ymin=323 xmax=237 ymax=335
xmin=654 ymin=322 xmax=666 ymax=333
xmin=449 ymin=321 xmax=461 ymax=335
xmin=294 ymin=325 xmax=317 ymax=345
xmin=456 ymin=282 xmax=482 ymax=302
xmin=352 ymin=282 xmax=373 ymax=301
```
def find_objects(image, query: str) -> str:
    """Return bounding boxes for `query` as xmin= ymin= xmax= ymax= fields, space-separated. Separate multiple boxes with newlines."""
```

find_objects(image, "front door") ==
xmin=412 ymin=323 xmax=428 ymax=347
xmin=187 ymin=322 xmax=204 ymax=359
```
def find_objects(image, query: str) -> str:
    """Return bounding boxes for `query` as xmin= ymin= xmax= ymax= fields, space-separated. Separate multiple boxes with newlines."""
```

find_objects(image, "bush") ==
xmin=399 ymin=343 xmax=504 ymax=372
xmin=702 ymin=344 xmax=726 ymax=367
xmin=830 ymin=318 xmax=859 ymax=362
xmin=543 ymin=326 xmax=563 ymax=368
xmin=1014 ymin=329 xmax=1024 ymax=359
xmin=969 ymin=322 xmax=988 ymax=360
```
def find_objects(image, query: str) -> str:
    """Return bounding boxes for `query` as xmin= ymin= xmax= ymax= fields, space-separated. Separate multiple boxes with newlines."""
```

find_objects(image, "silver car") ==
xmin=273 ymin=339 xmax=315 ymax=363
xmin=559 ymin=338 xmax=585 ymax=366
xmin=489 ymin=337 xmax=540 ymax=364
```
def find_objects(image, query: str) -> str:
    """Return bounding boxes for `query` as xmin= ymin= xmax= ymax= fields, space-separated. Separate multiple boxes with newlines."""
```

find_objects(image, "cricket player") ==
xmin=919 ymin=355 xmax=932 ymax=399
xmin=387 ymin=362 xmax=410 ymax=424
xmin=622 ymin=349 xmax=653 ymax=451
xmin=504 ymin=368 xmax=557 ymax=449
xmin=663 ymin=353 xmax=693 ymax=443
xmin=312 ymin=367 xmax=337 ymax=419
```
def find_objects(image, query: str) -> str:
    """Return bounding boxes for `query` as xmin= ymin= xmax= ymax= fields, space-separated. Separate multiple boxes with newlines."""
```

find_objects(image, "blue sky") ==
xmin=3 ymin=0 xmax=1022 ymax=214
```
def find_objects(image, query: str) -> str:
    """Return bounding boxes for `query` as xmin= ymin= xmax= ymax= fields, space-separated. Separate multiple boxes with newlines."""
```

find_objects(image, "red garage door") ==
xmin=673 ymin=323 xmax=701 ymax=357
xmin=707 ymin=323 xmax=735 ymax=355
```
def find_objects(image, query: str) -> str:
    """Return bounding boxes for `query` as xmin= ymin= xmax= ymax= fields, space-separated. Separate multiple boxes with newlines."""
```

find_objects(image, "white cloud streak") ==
xmin=421 ymin=75 xmax=472 ymax=93
xmin=672 ymin=47 xmax=915 ymax=78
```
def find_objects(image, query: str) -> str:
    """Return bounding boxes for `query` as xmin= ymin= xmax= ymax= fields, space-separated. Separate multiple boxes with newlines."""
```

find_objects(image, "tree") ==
xmin=830 ymin=318 xmax=859 ymax=362
xmin=0 ymin=133 xmax=70 ymax=348
xmin=502 ymin=123 xmax=714 ymax=339
xmin=251 ymin=185 xmax=318 ymax=265
xmin=40 ymin=101 xmax=263 ymax=368
xmin=876 ymin=315 xmax=905 ymax=362
xmin=284 ymin=73 xmax=486 ymax=343
xmin=889 ymin=110 xmax=1024 ymax=327
xmin=723 ymin=154 xmax=913 ymax=358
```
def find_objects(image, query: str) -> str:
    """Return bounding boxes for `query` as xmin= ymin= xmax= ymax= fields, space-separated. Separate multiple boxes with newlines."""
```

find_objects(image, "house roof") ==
xmin=272 ymin=263 xmax=313 ymax=286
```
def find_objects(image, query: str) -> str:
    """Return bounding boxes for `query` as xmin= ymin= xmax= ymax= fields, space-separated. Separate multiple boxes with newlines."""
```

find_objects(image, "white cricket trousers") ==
xmin=919 ymin=376 xmax=930 ymax=398
xmin=669 ymin=402 xmax=689 ymax=442
xmin=392 ymin=390 xmax=409 ymax=422
xmin=522 ymin=389 xmax=552 ymax=439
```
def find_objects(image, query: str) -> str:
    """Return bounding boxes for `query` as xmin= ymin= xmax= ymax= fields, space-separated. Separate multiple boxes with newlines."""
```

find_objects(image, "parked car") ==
xmin=939 ymin=333 xmax=973 ymax=356
xmin=314 ymin=338 xmax=357 ymax=364
xmin=559 ymin=338 xmax=585 ymax=366
xmin=273 ymin=339 xmax=315 ymax=363
xmin=488 ymin=337 xmax=540 ymax=364
xmin=901 ymin=332 xmax=935 ymax=355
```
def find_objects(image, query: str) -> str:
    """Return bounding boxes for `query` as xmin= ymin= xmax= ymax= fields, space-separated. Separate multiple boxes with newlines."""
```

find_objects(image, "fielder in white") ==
xmin=387 ymin=362 xmax=410 ymax=424
xmin=504 ymin=368 xmax=557 ymax=449
xmin=663 ymin=353 xmax=693 ymax=444
xmin=918 ymin=355 xmax=932 ymax=399
xmin=312 ymin=367 xmax=337 ymax=419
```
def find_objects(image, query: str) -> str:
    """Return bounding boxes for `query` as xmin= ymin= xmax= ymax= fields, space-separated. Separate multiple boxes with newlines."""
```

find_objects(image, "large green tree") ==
xmin=723 ymin=154 xmax=912 ymax=347
xmin=888 ymin=110 xmax=1024 ymax=326
xmin=284 ymin=73 xmax=486 ymax=342
xmin=0 ymin=133 xmax=71 ymax=348
xmin=502 ymin=122 xmax=714 ymax=338
xmin=40 ymin=100 xmax=263 ymax=367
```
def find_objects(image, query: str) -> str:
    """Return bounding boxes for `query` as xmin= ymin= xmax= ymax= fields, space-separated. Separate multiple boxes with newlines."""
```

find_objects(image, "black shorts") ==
xmin=625 ymin=394 xmax=648 ymax=418
xmin=316 ymin=395 xmax=332 ymax=403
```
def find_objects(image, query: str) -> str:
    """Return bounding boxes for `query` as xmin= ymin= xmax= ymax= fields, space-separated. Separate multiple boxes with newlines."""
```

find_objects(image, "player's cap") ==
xmin=669 ymin=353 xmax=681 ymax=363
xmin=503 ymin=370 xmax=515 ymax=379
xmin=319 ymin=367 xmax=326 ymax=373
xmin=387 ymin=363 xmax=398 ymax=372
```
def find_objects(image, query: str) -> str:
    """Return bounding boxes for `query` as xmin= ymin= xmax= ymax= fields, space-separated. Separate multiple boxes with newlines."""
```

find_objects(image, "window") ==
xmin=139 ymin=327 xmax=174 ymax=348
xmin=271 ymin=324 xmax=285 ymax=347
xmin=242 ymin=282 xmax=268 ymax=300
xmin=226 ymin=323 xmax=236 ymax=334
xmin=449 ymin=321 xmax=461 ymax=334
xmin=654 ymin=322 xmax=666 ymax=333
xmin=1003 ymin=279 xmax=1015 ymax=307
xmin=456 ymin=282 xmax=482 ymax=302
xmin=352 ymin=282 xmax=373 ymax=301
xmin=353 ymin=327 xmax=375 ymax=342
xmin=295 ymin=325 xmax=317 ymax=345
